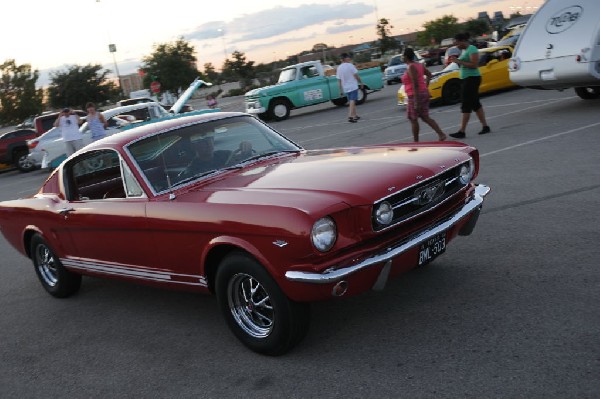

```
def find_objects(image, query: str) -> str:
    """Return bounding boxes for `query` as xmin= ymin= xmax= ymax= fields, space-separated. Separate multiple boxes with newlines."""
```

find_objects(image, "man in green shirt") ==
xmin=448 ymin=32 xmax=491 ymax=138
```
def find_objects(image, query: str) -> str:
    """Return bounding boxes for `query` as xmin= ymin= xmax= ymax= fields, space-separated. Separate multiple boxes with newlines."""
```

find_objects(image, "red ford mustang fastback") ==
xmin=0 ymin=112 xmax=490 ymax=355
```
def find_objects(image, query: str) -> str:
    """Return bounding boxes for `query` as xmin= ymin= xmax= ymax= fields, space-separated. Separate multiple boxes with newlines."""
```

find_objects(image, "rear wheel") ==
xmin=331 ymin=97 xmax=348 ymax=106
xmin=575 ymin=86 xmax=600 ymax=100
xmin=268 ymin=99 xmax=291 ymax=121
xmin=355 ymin=87 xmax=368 ymax=105
xmin=215 ymin=251 xmax=310 ymax=356
xmin=442 ymin=79 xmax=462 ymax=105
xmin=31 ymin=234 xmax=81 ymax=298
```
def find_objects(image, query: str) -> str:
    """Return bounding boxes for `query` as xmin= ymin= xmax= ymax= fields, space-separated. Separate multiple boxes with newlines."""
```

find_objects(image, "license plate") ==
xmin=418 ymin=232 xmax=446 ymax=266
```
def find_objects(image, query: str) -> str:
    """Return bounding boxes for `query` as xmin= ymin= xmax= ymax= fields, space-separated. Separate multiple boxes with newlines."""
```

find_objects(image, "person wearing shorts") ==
xmin=401 ymin=48 xmax=446 ymax=142
xmin=448 ymin=32 xmax=491 ymax=138
xmin=336 ymin=53 xmax=363 ymax=123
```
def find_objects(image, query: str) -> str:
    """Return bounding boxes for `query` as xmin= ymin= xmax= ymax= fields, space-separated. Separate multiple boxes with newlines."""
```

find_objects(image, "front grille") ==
xmin=372 ymin=162 xmax=469 ymax=231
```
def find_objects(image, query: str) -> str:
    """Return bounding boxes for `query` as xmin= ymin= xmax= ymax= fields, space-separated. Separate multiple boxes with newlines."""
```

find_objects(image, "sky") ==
xmin=2 ymin=0 xmax=544 ymax=87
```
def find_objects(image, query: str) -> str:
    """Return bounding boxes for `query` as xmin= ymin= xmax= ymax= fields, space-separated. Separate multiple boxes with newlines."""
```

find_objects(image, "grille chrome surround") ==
xmin=372 ymin=160 xmax=471 ymax=232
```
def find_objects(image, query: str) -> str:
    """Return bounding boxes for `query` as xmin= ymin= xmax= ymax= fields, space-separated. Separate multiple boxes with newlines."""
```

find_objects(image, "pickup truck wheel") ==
xmin=331 ymin=97 xmax=348 ymax=106
xmin=31 ymin=234 xmax=81 ymax=298
xmin=268 ymin=99 xmax=291 ymax=121
xmin=215 ymin=251 xmax=310 ymax=356
xmin=442 ymin=79 xmax=461 ymax=105
xmin=574 ymin=87 xmax=600 ymax=100
xmin=355 ymin=87 xmax=368 ymax=105
xmin=15 ymin=150 xmax=35 ymax=172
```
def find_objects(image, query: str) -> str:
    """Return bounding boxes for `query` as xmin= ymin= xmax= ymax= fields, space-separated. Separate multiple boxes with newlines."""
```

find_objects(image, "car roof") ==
xmin=84 ymin=111 xmax=247 ymax=151
xmin=101 ymin=102 xmax=165 ymax=117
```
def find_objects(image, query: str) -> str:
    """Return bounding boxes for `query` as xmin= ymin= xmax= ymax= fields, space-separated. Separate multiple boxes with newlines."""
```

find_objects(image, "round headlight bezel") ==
xmin=375 ymin=201 xmax=394 ymax=226
xmin=459 ymin=159 xmax=475 ymax=184
xmin=311 ymin=217 xmax=337 ymax=252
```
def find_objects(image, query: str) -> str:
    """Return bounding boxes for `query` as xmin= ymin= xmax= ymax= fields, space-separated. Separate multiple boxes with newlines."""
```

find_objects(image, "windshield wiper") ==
xmin=237 ymin=150 xmax=300 ymax=166
xmin=175 ymin=170 xmax=218 ymax=186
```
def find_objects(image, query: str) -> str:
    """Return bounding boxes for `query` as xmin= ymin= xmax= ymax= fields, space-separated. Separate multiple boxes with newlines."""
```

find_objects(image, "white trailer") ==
xmin=508 ymin=0 xmax=600 ymax=99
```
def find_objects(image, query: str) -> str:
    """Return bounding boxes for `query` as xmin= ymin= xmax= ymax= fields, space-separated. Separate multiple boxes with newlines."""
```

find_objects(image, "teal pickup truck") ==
xmin=245 ymin=60 xmax=383 ymax=121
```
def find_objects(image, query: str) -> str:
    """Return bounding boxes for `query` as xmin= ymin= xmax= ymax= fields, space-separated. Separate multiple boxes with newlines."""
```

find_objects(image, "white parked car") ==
xmin=27 ymin=102 xmax=170 ymax=170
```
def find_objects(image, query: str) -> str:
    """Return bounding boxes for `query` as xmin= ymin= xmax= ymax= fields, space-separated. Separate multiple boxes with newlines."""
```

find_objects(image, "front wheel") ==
xmin=31 ymin=234 xmax=81 ymax=298
xmin=16 ymin=150 xmax=35 ymax=172
xmin=215 ymin=251 xmax=310 ymax=356
xmin=268 ymin=99 xmax=291 ymax=121
xmin=575 ymin=86 xmax=600 ymax=100
xmin=355 ymin=87 xmax=368 ymax=105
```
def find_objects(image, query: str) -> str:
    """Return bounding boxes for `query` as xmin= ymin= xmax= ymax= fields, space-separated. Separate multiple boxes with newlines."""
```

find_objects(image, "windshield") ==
xmin=387 ymin=56 xmax=403 ymax=67
xmin=127 ymin=115 xmax=302 ymax=193
xmin=277 ymin=68 xmax=297 ymax=84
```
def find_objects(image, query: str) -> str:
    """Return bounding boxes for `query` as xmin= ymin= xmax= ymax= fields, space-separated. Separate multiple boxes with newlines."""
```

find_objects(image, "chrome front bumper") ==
xmin=285 ymin=184 xmax=490 ymax=285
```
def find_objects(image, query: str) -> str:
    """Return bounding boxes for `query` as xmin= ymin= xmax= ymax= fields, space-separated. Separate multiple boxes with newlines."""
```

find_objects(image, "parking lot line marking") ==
xmin=481 ymin=121 xmax=600 ymax=158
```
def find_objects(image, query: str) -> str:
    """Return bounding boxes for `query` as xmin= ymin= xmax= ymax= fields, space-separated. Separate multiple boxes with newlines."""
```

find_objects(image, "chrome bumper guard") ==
xmin=285 ymin=184 xmax=490 ymax=286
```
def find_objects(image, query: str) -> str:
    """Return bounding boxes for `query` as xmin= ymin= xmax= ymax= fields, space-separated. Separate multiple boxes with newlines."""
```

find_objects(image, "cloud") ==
xmin=470 ymin=0 xmax=497 ymax=6
xmin=242 ymin=34 xmax=317 ymax=53
xmin=326 ymin=23 xmax=372 ymax=34
xmin=184 ymin=21 xmax=227 ymax=41
xmin=184 ymin=3 xmax=374 ymax=43
xmin=436 ymin=2 xmax=453 ymax=8
xmin=406 ymin=9 xmax=427 ymax=16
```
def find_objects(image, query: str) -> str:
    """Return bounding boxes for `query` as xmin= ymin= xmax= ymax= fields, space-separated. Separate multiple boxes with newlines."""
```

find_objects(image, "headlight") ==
xmin=375 ymin=201 xmax=394 ymax=225
xmin=311 ymin=217 xmax=337 ymax=252
xmin=459 ymin=159 xmax=475 ymax=184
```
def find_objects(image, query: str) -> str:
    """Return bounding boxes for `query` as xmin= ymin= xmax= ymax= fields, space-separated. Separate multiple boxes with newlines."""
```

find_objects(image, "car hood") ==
xmin=245 ymin=84 xmax=293 ymax=98
xmin=174 ymin=145 xmax=471 ymax=212
xmin=170 ymin=78 xmax=212 ymax=114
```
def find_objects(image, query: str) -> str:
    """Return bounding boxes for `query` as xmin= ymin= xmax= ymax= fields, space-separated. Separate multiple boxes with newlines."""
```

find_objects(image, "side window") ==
xmin=65 ymin=150 xmax=126 ymax=201
xmin=129 ymin=108 xmax=150 ymax=121
xmin=121 ymin=159 xmax=144 ymax=197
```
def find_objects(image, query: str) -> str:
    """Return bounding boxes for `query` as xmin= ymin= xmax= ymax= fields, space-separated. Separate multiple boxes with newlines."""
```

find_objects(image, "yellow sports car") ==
xmin=398 ymin=45 xmax=516 ymax=106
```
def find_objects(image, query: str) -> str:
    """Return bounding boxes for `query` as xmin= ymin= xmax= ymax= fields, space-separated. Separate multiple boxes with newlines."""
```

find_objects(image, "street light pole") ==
xmin=109 ymin=44 xmax=124 ymax=98
xmin=97 ymin=0 xmax=124 ymax=97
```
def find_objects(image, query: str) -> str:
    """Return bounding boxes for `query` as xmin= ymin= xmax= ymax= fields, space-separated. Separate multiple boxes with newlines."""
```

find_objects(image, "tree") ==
xmin=141 ymin=37 xmax=199 ymax=93
xmin=221 ymin=51 xmax=255 ymax=87
xmin=376 ymin=18 xmax=399 ymax=55
xmin=0 ymin=60 xmax=43 ymax=124
xmin=203 ymin=62 xmax=220 ymax=84
xmin=417 ymin=15 xmax=461 ymax=46
xmin=47 ymin=64 xmax=119 ymax=110
xmin=463 ymin=18 xmax=491 ymax=37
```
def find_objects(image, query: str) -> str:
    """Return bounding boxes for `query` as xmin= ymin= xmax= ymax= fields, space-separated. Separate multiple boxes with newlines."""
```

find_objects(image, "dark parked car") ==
xmin=0 ymin=129 xmax=38 ymax=171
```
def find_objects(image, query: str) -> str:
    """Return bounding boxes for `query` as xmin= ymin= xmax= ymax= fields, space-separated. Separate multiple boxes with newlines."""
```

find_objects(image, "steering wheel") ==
xmin=226 ymin=148 xmax=257 ymax=166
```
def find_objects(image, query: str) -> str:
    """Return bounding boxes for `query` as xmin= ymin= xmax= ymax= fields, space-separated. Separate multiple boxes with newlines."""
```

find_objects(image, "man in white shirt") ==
xmin=54 ymin=108 xmax=83 ymax=156
xmin=336 ymin=53 xmax=363 ymax=123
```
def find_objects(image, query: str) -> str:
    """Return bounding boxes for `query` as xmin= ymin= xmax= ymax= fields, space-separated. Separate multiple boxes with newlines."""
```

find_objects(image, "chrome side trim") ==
xmin=285 ymin=184 xmax=490 ymax=284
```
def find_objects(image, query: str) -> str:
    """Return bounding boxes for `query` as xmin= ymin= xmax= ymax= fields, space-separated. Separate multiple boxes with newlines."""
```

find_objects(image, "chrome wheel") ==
xmin=227 ymin=273 xmax=274 ymax=338
xmin=273 ymin=104 xmax=288 ymax=119
xmin=35 ymin=243 xmax=58 ymax=287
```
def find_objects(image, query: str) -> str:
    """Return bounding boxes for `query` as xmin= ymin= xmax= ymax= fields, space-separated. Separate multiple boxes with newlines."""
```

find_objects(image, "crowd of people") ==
xmin=336 ymin=31 xmax=491 ymax=142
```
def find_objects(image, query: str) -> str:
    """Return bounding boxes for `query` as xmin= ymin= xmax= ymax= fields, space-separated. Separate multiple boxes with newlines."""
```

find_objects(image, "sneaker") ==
xmin=449 ymin=131 xmax=466 ymax=139
xmin=478 ymin=126 xmax=491 ymax=135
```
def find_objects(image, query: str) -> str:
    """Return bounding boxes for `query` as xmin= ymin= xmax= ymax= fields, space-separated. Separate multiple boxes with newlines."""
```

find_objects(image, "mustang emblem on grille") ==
xmin=414 ymin=181 xmax=444 ymax=205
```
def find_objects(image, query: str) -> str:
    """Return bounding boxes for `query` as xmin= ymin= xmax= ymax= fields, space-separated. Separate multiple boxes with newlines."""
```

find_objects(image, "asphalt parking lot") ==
xmin=0 ymin=85 xmax=599 ymax=397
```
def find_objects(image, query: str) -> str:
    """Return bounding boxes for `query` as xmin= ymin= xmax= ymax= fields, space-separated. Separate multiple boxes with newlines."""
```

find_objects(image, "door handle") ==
xmin=57 ymin=207 xmax=74 ymax=215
